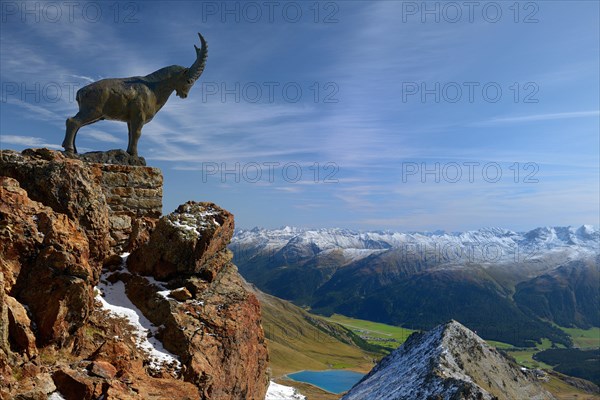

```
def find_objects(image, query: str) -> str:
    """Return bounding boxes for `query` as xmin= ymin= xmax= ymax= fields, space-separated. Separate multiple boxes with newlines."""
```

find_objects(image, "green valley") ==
xmin=323 ymin=313 xmax=417 ymax=350
xmin=251 ymin=287 xmax=385 ymax=377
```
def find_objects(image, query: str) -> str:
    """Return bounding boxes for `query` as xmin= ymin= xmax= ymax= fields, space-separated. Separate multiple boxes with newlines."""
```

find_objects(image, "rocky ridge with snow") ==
xmin=0 ymin=149 xmax=269 ymax=399
xmin=342 ymin=320 xmax=556 ymax=400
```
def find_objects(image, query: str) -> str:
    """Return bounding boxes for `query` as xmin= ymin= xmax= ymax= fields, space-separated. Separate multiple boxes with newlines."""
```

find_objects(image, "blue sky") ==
xmin=1 ymin=1 xmax=598 ymax=231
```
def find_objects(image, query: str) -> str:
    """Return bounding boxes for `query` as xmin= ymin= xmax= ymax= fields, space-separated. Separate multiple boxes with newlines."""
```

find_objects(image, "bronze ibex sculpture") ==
xmin=62 ymin=33 xmax=207 ymax=156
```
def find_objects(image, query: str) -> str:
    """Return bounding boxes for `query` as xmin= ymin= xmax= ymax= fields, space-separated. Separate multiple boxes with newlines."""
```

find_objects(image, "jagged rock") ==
xmin=0 ymin=273 xmax=16 ymax=396
xmin=52 ymin=367 xmax=98 ymax=400
xmin=19 ymin=361 xmax=42 ymax=379
xmin=122 ymin=203 xmax=268 ymax=399
xmin=0 ymin=176 xmax=95 ymax=345
xmin=95 ymin=163 xmax=163 ymax=252
xmin=0 ymin=149 xmax=111 ymax=261
xmin=1 ymin=148 xmax=269 ymax=400
xmin=127 ymin=217 xmax=157 ymax=253
xmin=0 ymin=149 xmax=162 ymax=255
xmin=88 ymin=337 xmax=138 ymax=376
xmin=9 ymin=372 xmax=56 ymax=400
xmin=77 ymin=309 xmax=207 ymax=399
xmin=5 ymin=296 xmax=37 ymax=358
xmin=127 ymin=201 xmax=235 ymax=281
xmin=0 ymin=177 xmax=46 ymax=293
xmin=169 ymin=287 xmax=192 ymax=301
xmin=66 ymin=149 xmax=147 ymax=166
xmin=342 ymin=320 xmax=556 ymax=400
xmin=103 ymin=254 xmax=125 ymax=269
xmin=124 ymin=263 xmax=270 ymax=400
xmin=89 ymin=361 xmax=118 ymax=379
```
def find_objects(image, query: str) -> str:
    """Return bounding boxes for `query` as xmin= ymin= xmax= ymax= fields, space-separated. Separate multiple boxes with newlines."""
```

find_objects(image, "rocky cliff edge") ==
xmin=0 ymin=148 xmax=269 ymax=400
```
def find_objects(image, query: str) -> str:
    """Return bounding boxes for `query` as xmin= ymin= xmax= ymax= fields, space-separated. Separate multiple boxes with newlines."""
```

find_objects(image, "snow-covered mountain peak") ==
xmin=576 ymin=224 xmax=600 ymax=240
xmin=342 ymin=320 xmax=555 ymax=400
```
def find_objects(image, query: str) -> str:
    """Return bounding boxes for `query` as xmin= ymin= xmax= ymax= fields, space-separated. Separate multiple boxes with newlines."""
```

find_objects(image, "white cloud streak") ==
xmin=0 ymin=134 xmax=62 ymax=150
xmin=474 ymin=111 xmax=600 ymax=126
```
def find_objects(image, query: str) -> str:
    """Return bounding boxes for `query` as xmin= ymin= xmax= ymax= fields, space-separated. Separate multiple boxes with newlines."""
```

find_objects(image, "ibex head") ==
xmin=175 ymin=33 xmax=208 ymax=99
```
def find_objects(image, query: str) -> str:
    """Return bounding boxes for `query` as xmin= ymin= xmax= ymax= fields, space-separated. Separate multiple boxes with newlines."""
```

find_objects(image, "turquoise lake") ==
xmin=287 ymin=370 xmax=365 ymax=394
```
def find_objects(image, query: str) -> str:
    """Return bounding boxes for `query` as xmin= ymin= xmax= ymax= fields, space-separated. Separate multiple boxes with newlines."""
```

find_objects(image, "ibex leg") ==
xmin=127 ymin=122 xmax=133 ymax=154
xmin=127 ymin=120 xmax=143 ymax=157
xmin=63 ymin=115 xmax=81 ymax=153
xmin=63 ymin=111 xmax=102 ymax=153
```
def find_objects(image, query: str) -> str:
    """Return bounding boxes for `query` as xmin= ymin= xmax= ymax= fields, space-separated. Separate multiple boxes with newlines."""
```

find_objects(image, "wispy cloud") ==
xmin=3 ymin=97 xmax=60 ymax=121
xmin=473 ymin=111 xmax=600 ymax=126
xmin=0 ymin=135 xmax=62 ymax=150
xmin=85 ymin=130 xmax=123 ymax=144
xmin=67 ymin=74 xmax=95 ymax=83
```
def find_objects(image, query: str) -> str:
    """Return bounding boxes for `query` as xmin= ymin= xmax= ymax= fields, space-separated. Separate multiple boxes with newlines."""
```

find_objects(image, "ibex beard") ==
xmin=62 ymin=33 xmax=208 ymax=157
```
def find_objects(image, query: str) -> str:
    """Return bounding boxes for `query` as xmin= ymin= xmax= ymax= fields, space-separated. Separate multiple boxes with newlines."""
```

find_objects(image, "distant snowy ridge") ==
xmin=232 ymin=225 xmax=599 ymax=265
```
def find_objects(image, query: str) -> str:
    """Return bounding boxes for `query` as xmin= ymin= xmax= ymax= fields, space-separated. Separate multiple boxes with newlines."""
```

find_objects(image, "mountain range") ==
xmin=231 ymin=225 xmax=599 ymax=347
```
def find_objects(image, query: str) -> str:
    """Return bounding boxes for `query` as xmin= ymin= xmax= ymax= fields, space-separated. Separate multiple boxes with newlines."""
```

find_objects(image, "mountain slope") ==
xmin=515 ymin=257 xmax=600 ymax=328
xmin=244 ymin=282 xmax=382 ymax=377
xmin=342 ymin=320 xmax=555 ymax=400
xmin=314 ymin=267 xmax=569 ymax=347
xmin=232 ymin=226 xmax=599 ymax=346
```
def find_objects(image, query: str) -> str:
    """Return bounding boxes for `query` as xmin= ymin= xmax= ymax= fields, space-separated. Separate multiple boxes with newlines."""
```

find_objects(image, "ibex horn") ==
xmin=188 ymin=33 xmax=208 ymax=81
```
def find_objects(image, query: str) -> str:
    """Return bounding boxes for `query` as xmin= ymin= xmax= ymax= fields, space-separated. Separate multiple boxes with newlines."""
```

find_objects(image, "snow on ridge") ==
xmin=342 ymin=322 xmax=489 ymax=400
xmin=236 ymin=225 xmax=597 ymax=242
xmin=342 ymin=323 xmax=448 ymax=400
xmin=232 ymin=225 xmax=599 ymax=265
xmin=343 ymin=321 xmax=554 ymax=400
xmin=339 ymin=248 xmax=385 ymax=260
xmin=95 ymin=255 xmax=181 ymax=373
xmin=265 ymin=381 xmax=306 ymax=400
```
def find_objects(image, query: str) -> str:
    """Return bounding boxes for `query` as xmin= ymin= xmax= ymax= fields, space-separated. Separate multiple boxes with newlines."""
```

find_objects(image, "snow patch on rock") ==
xmin=265 ymin=381 xmax=306 ymax=400
xmin=166 ymin=206 xmax=221 ymax=238
xmin=95 ymin=255 xmax=181 ymax=372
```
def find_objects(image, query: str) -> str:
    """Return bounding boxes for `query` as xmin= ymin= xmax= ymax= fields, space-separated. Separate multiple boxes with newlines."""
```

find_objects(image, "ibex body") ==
xmin=63 ymin=33 xmax=207 ymax=156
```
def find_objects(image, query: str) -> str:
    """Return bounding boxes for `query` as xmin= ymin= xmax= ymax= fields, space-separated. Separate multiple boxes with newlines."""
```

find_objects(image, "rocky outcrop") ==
xmin=96 ymin=159 xmax=162 ymax=252
xmin=123 ymin=200 xmax=268 ymax=399
xmin=0 ymin=149 xmax=110 ymax=261
xmin=342 ymin=320 xmax=556 ymax=400
xmin=127 ymin=202 xmax=234 ymax=281
xmin=0 ymin=176 xmax=96 ymax=346
xmin=0 ymin=148 xmax=161 ymax=255
xmin=0 ymin=148 xmax=269 ymax=400
xmin=121 ymin=262 xmax=269 ymax=399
